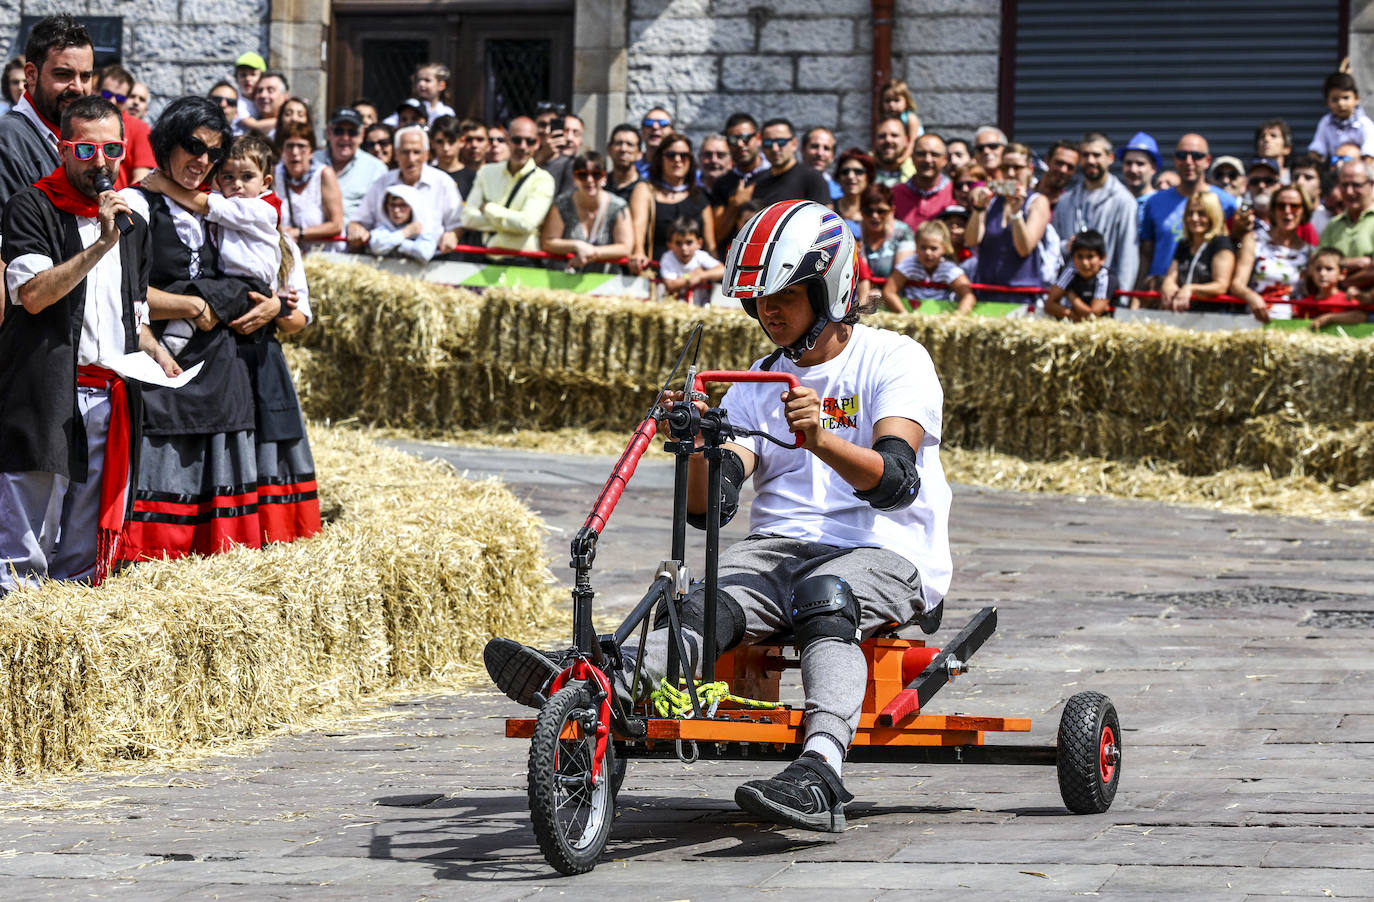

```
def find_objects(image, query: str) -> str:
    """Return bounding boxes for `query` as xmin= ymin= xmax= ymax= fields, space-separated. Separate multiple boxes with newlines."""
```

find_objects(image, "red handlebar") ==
xmin=693 ymin=370 xmax=806 ymax=448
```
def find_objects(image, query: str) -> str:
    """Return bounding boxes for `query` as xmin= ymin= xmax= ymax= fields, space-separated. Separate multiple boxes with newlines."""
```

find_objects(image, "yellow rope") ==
xmin=648 ymin=678 xmax=781 ymax=717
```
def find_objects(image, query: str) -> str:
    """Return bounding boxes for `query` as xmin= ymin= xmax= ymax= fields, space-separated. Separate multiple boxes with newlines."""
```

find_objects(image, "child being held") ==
xmin=1308 ymin=71 xmax=1374 ymax=161
xmin=367 ymin=184 xmax=441 ymax=263
xmin=658 ymin=216 xmax=724 ymax=306
xmin=882 ymin=219 xmax=975 ymax=315
xmin=878 ymin=78 xmax=923 ymax=159
xmin=1045 ymin=229 xmax=1119 ymax=321
xmin=144 ymin=135 xmax=308 ymax=355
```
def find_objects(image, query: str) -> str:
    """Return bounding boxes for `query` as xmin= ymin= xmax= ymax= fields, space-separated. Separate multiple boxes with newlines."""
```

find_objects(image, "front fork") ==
xmin=549 ymin=658 xmax=612 ymax=782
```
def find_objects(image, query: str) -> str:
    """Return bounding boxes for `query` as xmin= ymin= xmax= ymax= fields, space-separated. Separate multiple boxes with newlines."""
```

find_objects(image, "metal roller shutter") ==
xmin=1008 ymin=0 xmax=1345 ymax=159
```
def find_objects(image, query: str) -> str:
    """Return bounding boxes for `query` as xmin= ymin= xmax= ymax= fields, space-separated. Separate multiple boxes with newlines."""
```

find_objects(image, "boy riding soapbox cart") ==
xmin=485 ymin=360 xmax=1122 ymax=876
xmin=484 ymin=202 xmax=1121 ymax=876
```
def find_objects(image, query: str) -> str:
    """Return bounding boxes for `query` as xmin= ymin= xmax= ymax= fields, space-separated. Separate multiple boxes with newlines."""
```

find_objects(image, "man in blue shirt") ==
xmin=1137 ymin=134 xmax=1237 ymax=291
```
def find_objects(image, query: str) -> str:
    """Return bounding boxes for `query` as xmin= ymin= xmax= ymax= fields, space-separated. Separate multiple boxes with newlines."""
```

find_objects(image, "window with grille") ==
xmin=486 ymin=39 xmax=553 ymax=123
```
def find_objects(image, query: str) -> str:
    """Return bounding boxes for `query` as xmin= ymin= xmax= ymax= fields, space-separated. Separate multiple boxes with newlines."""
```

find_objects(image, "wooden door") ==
xmin=330 ymin=4 xmax=571 ymax=125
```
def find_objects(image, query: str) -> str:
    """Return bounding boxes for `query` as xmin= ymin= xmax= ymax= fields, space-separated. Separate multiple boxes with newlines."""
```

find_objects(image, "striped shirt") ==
xmin=1054 ymin=263 xmax=1120 ymax=307
xmin=895 ymin=257 xmax=965 ymax=308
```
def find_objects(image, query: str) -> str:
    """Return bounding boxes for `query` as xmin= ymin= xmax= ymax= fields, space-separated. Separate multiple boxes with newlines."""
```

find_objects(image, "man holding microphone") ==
xmin=0 ymin=95 xmax=179 ymax=593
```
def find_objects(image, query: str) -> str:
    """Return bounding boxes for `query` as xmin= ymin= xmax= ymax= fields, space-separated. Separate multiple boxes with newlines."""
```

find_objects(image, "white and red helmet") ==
xmin=723 ymin=200 xmax=859 ymax=339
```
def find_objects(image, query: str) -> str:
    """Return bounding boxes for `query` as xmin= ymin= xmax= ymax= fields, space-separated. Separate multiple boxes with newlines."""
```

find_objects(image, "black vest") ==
xmin=136 ymin=189 xmax=255 ymax=436
xmin=0 ymin=187 xmax=146 ymax=477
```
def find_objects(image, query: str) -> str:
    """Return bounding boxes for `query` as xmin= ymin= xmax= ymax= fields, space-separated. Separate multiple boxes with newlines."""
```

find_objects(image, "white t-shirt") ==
xmin=724 ymin=323 xmax=952 ymax=607
xmin=658 ymin=247 xmax=720 ymax=305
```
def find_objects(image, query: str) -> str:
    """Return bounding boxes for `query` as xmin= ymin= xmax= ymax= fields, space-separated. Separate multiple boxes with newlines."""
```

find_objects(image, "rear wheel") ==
xmin=1056 ymin=690 xmax=1121 ymax=814
xmin=528 ymin=684 xmax=615 ymax=875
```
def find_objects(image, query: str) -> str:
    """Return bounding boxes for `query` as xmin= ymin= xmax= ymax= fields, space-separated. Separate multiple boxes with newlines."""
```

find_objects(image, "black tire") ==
xmin=528 ymin=684 xmax=615 ymax=875
xmin=1056 ymin=690 xmax=1121 ymax=814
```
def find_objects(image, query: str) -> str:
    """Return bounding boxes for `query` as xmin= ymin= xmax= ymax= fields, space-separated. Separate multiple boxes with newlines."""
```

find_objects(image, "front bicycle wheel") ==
xmin=527 ymin=683 xmax=615 ymax=875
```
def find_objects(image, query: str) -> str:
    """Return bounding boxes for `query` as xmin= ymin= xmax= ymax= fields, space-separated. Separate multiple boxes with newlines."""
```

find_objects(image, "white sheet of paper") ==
xmin=104 ymin=352 xmax=203 ymax=389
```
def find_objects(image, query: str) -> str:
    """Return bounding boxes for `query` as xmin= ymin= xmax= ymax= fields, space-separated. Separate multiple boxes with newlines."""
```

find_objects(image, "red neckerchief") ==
xmin=23 ymin=90 xmax=60 ymax=136
xmin=76 ymin=365 xmax=131 ymax=586
xmin=259 ymin=190 xmax=284 ymax=227
xmin=34 ymin=165 xmax=100 ymax=217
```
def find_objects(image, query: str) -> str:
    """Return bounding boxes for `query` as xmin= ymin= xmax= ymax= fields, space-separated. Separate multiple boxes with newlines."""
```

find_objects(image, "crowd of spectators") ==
xmin=10 ymin=36 xmax=1374 ymax=325
xmin=155 ymin=55 xmax=1371 ymax=324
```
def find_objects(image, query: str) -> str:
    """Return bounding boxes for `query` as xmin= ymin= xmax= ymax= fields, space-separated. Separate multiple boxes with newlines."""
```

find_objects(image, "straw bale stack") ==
xmin=296 ymin=257 xmax=1374 ymax=483
xmin=0 ymin=426 xmax=556 ymax=777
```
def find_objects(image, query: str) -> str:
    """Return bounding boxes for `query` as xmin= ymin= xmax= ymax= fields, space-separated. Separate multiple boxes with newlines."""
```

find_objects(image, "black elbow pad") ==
xmin=687 ymin=448 xmax=746 ymax=530
xmin=854 ymin=435 xmax=921 ymax=511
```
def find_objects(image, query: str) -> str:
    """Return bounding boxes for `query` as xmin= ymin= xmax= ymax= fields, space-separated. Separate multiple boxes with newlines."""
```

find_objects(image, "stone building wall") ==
xmin=0 ymin=0 xmax=270 ymax=120
xmin=626 ymin=0 xmax=1001 ymax=151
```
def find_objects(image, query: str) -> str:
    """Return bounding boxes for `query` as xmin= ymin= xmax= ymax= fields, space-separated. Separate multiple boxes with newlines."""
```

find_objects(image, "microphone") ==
xmin=92 ymin=174 xmax=134 ymax=235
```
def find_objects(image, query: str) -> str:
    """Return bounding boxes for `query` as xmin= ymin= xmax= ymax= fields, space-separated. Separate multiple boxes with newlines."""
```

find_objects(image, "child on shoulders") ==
xmin=1308 ymin=72 xmax=1374 ymax=161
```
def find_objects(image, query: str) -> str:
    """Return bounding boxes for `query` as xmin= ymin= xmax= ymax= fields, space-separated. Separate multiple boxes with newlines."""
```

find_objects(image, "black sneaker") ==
xmin=483 ymin=637 xmax=562 ymax=708
xmin=734 ymin=750 xmax=854 ymax=833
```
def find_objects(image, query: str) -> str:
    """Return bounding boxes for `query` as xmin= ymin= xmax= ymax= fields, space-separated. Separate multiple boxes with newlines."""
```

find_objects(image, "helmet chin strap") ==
xmin=778 ymin=314 xmax=828 ymax=361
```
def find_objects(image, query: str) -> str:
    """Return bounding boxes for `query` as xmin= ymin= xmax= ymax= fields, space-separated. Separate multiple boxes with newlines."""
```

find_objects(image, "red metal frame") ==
xmin=548 ymin=659 xmax=613 ymax=781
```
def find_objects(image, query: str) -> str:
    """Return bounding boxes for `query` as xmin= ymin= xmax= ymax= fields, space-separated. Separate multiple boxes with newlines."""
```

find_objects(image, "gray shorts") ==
xmin=704 ymin=533 xmax=927 ymax=642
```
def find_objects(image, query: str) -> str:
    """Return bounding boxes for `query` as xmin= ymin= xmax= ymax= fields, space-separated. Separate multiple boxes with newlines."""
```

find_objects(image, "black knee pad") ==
xmin=790 ymin=575 xmax=860 ymax=649
xmin=674 ymin=590 xmax=747 ymax=655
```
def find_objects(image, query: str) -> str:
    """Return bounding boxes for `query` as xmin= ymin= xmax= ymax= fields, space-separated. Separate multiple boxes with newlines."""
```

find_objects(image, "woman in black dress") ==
xmin=118 ymin=96 xmax=283 ymax=560
xmin=627 ymin=133 xmax=716 ymax=275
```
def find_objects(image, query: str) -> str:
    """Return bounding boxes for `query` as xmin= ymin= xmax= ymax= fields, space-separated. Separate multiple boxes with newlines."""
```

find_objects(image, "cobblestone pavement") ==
xmin=1 ymin=444 xmax=1371 ymax=900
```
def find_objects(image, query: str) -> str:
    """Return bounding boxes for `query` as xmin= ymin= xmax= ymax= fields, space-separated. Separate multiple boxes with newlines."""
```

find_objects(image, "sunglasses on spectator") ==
xmin=489 ymin=135 xmax=509 ymax=144
xmin=726 ymin=132 xmax=756 ymax=144
xmin=1214 ymin=170 xmax=1240 ymax=181
xmin=760 ymin=137 xmax=792 ymax=149
xmin=838 ymin=167 xmax=867 ymax=177
xmin=363 ymin=139 xmax=392 ymax=152
xmin=331 ymin=125 xmax=360 ymax=137
xmin=574 ymin=168 xmax=606 ymax=180
xmin=1330 ymin=154 xmax=1357 ymax=165
xmin=1174 ymin=150 xmax=1208 ymax=161
xmin=1273 ymin=201 xmax=1304 ymax=211
xmin=61 ymin=139 xmax=125 ymax=160
xmin=662 ymin=149 xmax=691 ymax=161
xmin=974 ymin=142 xmax=1003 ymax=152
xmin=642 ymin=117 xmax=671 ymax=128
xmin=211 ymin=95 xmax=237 ymax=108
xmin=956 ymin=180 xmax=986 ymax=190
xmin=180 ymin=135 xmax=224 ymax=163
xmin=100 ymin=89 xmax=127 ymax=104
xmin=862 ymin=206 xmax=892 ymax=217
xmin=509 ymin=135 xmax=539 ymax=147
xmin=1249 ymin=176 xmax=1278 ymax=189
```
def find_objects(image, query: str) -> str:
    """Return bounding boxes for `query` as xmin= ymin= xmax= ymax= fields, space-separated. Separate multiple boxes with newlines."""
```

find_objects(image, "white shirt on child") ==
xmin=206 ymin=193 xmax=282 ymax=291
xmin=1309 ymin=109 xmax=1374 ymax=158
xmin=724 ymin=324 xmax=952 ymax=608
xmin=658 ymin=247 xmax=720 ymax=305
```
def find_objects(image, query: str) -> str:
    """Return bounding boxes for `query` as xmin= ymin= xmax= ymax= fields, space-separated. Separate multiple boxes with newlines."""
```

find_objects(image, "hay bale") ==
xmin=296 ymin=257 xmax=1374 ymax=484
xmin=0 ymin=425 xmax=557 ymax=778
